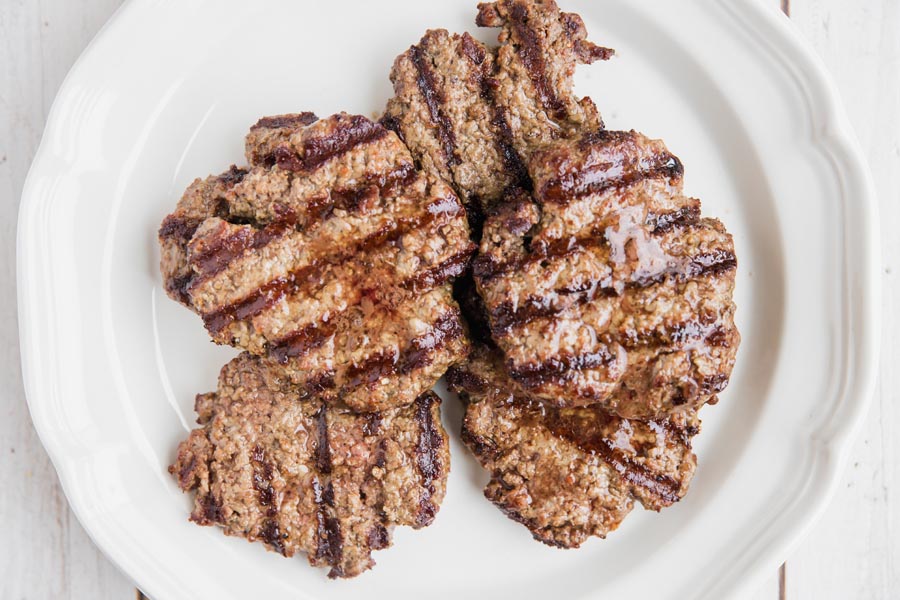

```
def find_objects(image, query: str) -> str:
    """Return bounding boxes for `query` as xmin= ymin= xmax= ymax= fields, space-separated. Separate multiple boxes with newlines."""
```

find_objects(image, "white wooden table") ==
xmin=1 ymin=1 xmax=896 ymax=598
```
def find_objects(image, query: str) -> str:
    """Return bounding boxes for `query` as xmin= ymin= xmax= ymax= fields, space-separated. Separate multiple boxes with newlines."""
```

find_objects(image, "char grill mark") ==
xmin=193 ymin=493 xmax=224 ymax=525
xmin=685 ymin=249 xmax=738 ymax=279
xmin=460 ymin=32 xmax=532 ymax=192
xmin=414 ymin=392 xmax=442 ymax=527
xmin=301 ymin=371 xmax=337 ymax=398
xmin=311 ymin=406 xmax=344 ymax=579
xmin=314 ymin=406 xmax=332 ymax=474
xmin=251 ymin=445 xmax=278 ymax=514
xmin=485 ymin=247 xmax=738 ymax=334
xmin=251 ymin=112 xmax=319 ymax=130
xmin=199 ymin=193 xmax=464 ymax=335
xmin=159 ymin=215 xmax=201 ymax=244
xmin=165 ymin=274 xmax=193 ymax=306
xmin=367 ymin=524 xmax=390 ymax=550
xmin=220 ymin=165 xmax=249 ymax=187
xmin=344 ymin=311 xmax=464 ymax=389
xmin=250 ymin=445 xmax=285 ymax=554
xmin=402 ymin=247 xmax=475 ymax=293
xmin=188 ymin=214 xmax=298 ymax=285
xmin=410 ymin=44 xmax=460 ymax=168
xmin=313 ymin=477 xmax=344 ymax=579
xmin=543 ymin=412 xmax=682 ymax=504
xmin=399 ymin=311 xmax=465 ymax=375
xmin=488 ymin=292 xmax=610 ymax=335
xmin=507 ymin=348 xmax=616 ymax=387
xmin=270 ymin=114 xmax=388 ymax=173
xmin=259 ymin=520 xmax=286 ymax=556
xmin=473 ymin=205 xmax=704 ymax=284
xmin=306 ymin=163 xmax=417 ymax=224
xmin=504 ymin=1 xmax=568 ymax=120
xmin=444 ymin=364 xmax=490 ymax=398
xmin=267 ymin=250 xmax=472 ymax=366
xmin=622 ymin=321 xmax=732 ymax=350
xmin=270 ymin=321 xmax=335 ymax=365
xmin=202 ymin=271 xmax=302 ymax=334
xmin=649 ymin=205 xmax=701 ymax=234
xmin=538 ymin=147 xmax=684 ymax=205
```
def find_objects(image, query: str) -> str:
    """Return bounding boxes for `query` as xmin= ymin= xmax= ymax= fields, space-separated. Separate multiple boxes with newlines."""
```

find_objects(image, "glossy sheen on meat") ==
xmin=171 ymin=353 xmax=450 ymax=579
xmin=472 ymin=130 xmax=739 ymax=418
xmin=382 ymin=0 xmax=612 ymax=214
xmin=447 ymin=345 xmax=698 ymax=548
xmin=158 ymin=113 xmax=474 ymax=412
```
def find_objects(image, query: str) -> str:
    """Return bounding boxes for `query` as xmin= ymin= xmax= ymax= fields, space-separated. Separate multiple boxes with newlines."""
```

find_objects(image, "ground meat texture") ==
xmin=472 ymin=130 xmax=740 ymax=419
xmin=171 ymin=353 xmax=451 ymax=579
xmin=158 ymin=165 xmax=248 ymax=305
xmin=476 ymin=0 xmax=612 ymax=152
xmin=382 ymin=0 xmax=612 ymax=214
xmin=446 ymin=345 xmax=698 ymax=548
xmin=158 ymin=113 xmax=474 ymax=412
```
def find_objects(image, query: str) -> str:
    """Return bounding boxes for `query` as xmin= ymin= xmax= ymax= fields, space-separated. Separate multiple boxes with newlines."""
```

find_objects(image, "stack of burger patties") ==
xmin=158 ymin=0 xmax=740 ymax=577
xmin=160 ymin=112 xmax=471 ymax=578
xmin=384 ymin=0 xmax=739 ymax=548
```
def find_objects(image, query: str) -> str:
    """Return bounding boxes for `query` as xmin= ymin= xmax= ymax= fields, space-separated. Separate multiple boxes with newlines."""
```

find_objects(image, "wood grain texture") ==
xmin=778 ymin=0 xmax=900 ymax=597
xmin=0 ymin=1 xmax=132 ymax=599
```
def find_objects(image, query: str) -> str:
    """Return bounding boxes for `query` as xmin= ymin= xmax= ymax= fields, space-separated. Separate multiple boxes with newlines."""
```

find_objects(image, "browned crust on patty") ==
xmin=158 ymin=113 xmax=474 ymax=412
xmin=447 ymin=345 xmax=698 ymax=548
xmin=472 ymin=130 xmax=739 ymax=419
xmin=171 ymin=353 xmax=451 ymax=579
xmin=382 ymin=0 xmax=612 ymax=213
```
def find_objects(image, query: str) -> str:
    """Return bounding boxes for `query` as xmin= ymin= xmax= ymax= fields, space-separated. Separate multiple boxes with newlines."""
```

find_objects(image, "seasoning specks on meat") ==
xmin=171 ymin=353 xmax=451 ymax=579
xmin=472 ymin=130 xmax=739 ymax=419
xmin=383 ymin=0 xmax=613 ymax=215
xmin=447 ymin=345 xmax=698 ymax=548
xmin=159 ymin=113 xmax=474 ymax=412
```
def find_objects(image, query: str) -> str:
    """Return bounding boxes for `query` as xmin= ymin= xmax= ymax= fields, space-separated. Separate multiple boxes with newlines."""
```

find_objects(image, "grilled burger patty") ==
xmin=382 ymin=0 xmax=612 ymax=216
xmin=171 ymin=352 xmax=450 ymax=579
xmin=447 ymin=345 xmax=698 ymax=548
xmin=473 ymin=130 xmax=740 ymax=419
xmin=159 ymin=113 xmax=474 ymax=412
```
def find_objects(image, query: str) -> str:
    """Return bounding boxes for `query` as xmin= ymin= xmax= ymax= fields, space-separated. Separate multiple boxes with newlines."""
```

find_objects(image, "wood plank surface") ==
xmin=777 ymin=0 xmax=900 ymax=597
xmin=0 ymin=2 xmax=133 ymax=599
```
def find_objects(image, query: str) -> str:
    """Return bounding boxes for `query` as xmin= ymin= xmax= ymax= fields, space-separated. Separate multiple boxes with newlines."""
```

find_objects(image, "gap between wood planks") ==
xmin=777 ymin=2 xmax=788 ymax=600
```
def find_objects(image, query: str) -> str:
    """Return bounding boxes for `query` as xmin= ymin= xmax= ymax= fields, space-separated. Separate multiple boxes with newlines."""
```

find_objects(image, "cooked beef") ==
xmin=472 ymin=130 xmax=740 ymax=418
xmin=159 ymin=113 xmax=474 ymax=412
xmin=447 ymin=345 xmax=698 ymax=548
xmin=382 ymin=0 xmax=612 ymax=215
xmin=171 ymin=352 xmax=450 ymax=579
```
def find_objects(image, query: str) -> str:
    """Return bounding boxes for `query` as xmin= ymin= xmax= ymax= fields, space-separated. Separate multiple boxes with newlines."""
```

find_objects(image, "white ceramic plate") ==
xmin=18 ymin=0 xmax=879 ymax=598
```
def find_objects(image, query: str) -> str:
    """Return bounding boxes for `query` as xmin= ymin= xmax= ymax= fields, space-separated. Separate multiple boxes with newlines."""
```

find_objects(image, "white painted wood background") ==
xmin=0 ymin=0 xmax=896 ymax=598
